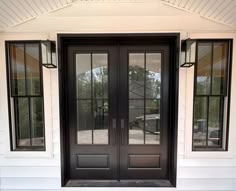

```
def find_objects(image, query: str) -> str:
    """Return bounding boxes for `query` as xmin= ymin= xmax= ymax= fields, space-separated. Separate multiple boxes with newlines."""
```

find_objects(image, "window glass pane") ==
xmin=129 ymin=100 xmax=144 ymax=144
xmin=76 ymin=54 xmax=91 ymax=99
xmin=10 ymin=44 xmax=26 ymax=96
xmin=77 ymin=100 xmax=93 ymax=144
xmin=129 ymin=53 xmax=145 ymax=99
xmin=25 ymin=43 xmax=41 ymax=96
xmin=92 ymin=54 xmax=108 ymax=99
xmin=146 ymin=53 xmax=161 ymax=99
xmin=31 ymin=97 xmax=44 ymax=146
xmin=196 ymin=43 xmax=212 ymax=95
xmin=93 ymin=99 xmax=109 ymax=144
xmin=193 ymin=97 xmax=208 ymax=147
xmin=208 ymin=97 xmax=222 ymax=146
xmin=145 ymin=99 xmax=160 ymax=144
xmin=16 ymin=98 xmax=30 ymax=147
xmin=212 ymin=43 xmax=227 ymax=95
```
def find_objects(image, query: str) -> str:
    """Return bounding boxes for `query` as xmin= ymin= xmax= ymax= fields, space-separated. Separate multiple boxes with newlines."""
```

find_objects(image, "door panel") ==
xmin=119 ymin=45 xmax=169 ymax=179
xmin=67 ymin=45 xmax=118 ymax=179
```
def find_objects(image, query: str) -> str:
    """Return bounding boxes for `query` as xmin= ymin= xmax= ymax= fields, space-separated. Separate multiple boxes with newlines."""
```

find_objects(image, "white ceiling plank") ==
xmin=25 ymin=0 xmax=42 ymax=15
xmin=58 ymin=0 xmax=66 ymax=6
xmin=179 ymin=0 xmax=188 ymax=8
xmin=215 ymin=0 xmax=234 ymax=21
xmin=53 ymin=0 xmax=63 ymax=7
xmin=225 ymin=13 xmax=236 ymax=25
xmin=0 ymin=12 xmax=14 ymax=25
xmin=0 ymin=16 xmax=9 ymax=27
xmin=51 ymin=0 xmax=59 ymax=8
xmin=3 ymin=0 xmax=27 ymax=21
xmin=189 ymin=0 xmax=202 ymax=12
xmin=195 ymin=0 xmax=209 ymax=13
xmin=23 ymin=0 xmax=39 ymax=16
xmin=0 ymin=2 xmax=21 ymax=23
xmin=12 ymin=0 xmax=34 ymax=19
xmin=208 ymin=0 xmax=229 ymax=18
xmin=174 ymin=0 xmax=181 ymax=6
xmin=212 ymin=0 xmax=232 ymax=20
xmin=205 ymin=0 xmax=223 ymax=17
xmin=217 ymin=1 xmax=236 ymax=21
xmin=38 ymin=0 xmax=50 ymax=12
xmin=169 ymin=0 xmax=176 ymax=4
xmin=45 ymin=0 xmax=57 ymax=10
xmin=184 ymin=0 xmax=194 ymax=9
xmin=32 ymin=1 xmax=45 ymax=13
xmin=9 ymin=0 xmax=31 ymax=20
xmin=200 ymin=0 xmax=216 ymax=16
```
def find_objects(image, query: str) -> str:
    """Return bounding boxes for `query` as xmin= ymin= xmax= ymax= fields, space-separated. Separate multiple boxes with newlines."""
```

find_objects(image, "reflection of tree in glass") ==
xmin=77 ymin=66 xmax=108 ymax=99
xmin=129 ymin=66 xmax=161 ymax=99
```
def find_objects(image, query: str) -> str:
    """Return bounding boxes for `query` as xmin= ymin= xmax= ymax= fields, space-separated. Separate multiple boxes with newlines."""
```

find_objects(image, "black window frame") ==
xmin=5 ymin=40 xmax=46 ymax=151
xmin=192 ymin=39 xmax=233 ymax=151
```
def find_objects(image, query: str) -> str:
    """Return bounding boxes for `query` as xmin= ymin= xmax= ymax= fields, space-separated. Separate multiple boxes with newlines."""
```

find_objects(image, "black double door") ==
xmin=67 ymin=42 xmax=170 ymax=180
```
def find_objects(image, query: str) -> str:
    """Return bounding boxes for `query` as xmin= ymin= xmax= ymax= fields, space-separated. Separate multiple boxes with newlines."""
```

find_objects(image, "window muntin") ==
xmin=193 ymin=40 xmax=231 ymax=151
xmin=6 ymin=42 xmax=45 ymax=151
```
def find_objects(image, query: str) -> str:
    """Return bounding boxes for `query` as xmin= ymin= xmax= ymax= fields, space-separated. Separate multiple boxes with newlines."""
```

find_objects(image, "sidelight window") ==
xmin=6 ymin=41 xmax=45 ymax=151
xmin=193 ymin=40 xmax=232 ymax=151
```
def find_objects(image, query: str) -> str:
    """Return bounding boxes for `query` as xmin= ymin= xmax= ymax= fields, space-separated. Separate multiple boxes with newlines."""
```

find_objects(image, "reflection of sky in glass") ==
xmin=77 ymin=66 xmax=107 ymax=81
xmin=147 ymin=71 xmax=161 ymax=81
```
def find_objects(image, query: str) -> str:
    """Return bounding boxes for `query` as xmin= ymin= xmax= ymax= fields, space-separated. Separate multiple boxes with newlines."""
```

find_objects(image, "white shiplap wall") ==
xmin=0 ymin=1 xmax=236 ymax=191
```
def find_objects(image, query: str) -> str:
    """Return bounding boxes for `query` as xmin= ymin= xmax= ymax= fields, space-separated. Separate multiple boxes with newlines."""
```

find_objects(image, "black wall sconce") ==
xmin=181 ymin=39 xmax=196 ymax=67
xmin=41 ymin=40 xmax=57 ymax=68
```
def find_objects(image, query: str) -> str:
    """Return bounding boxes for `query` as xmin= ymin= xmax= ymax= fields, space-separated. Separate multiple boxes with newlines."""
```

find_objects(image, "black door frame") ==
xmin=58 ymin=33 xmax=180 ymax=187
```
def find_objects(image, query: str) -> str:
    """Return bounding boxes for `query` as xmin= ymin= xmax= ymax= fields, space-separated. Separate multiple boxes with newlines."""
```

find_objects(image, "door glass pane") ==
xmin=16 ymin=98 xmax=30 ymax=146
xmin=92 ymin=54 xmax=108 ymax=99
xmin=212 ymin=43 xmax=227 ymax=95
xmin=146 ymin=53 xmax=161 ymax=99
xmin=208 ymin=97 xmax=222 ymax=146
xmin=76 ymin=54 xmax=91 ymax=99
xmin=193 ymin=97 xmax=208 ymax=147
xmin=10 ymin=44 xmax=26 ymax=96
xmin=93 ymin=99 xmax=109 ymax=144
xmin=145 ymin=99 xmax=160 ymax=144
xmin=31 ymin=97 xmax=44 ymax=146
xmin=77 ymin=100 xmax=93 ymax=144
xmin=129 ymin=100 xmax=144 ymax=144
xmin=25 ymin=43 xmax=41 ymax=96
xmin=129 ymin=53 xmax=145 ymax=99
xmin=196 ymin=43 xmax=212 ymax=95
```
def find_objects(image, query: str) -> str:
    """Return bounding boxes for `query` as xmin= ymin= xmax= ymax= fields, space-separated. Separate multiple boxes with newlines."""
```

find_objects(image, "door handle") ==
xmin=112 ymin=118 xmax=116 ymax=145
xmin=121 ymin=119 xmax=125 ymax=145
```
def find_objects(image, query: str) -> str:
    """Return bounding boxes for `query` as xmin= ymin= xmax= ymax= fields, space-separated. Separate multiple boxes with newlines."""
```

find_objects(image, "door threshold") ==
xmin=65 ymin=179 xmax=173 ymax=187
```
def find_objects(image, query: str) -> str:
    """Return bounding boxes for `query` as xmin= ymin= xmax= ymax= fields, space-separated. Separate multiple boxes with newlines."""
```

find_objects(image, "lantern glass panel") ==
xmin=41 ymin=42 xmax=48 ymax=65
xmin=186 ymin=40 xmax=196 ymax=63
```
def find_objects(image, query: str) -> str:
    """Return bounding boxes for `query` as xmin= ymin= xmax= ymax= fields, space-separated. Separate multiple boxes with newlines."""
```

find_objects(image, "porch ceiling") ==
xmin=161 ymin=0 xmax=236 ymax=28
xmin=0 ymin=0 xmax=235 ymax=32
xmin=0 ymin=0 xmax=73 ymax=32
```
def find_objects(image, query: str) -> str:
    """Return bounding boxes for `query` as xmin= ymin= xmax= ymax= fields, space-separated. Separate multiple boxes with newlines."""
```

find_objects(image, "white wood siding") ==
xmin=0 ymin=1 xmax=236 ymax=191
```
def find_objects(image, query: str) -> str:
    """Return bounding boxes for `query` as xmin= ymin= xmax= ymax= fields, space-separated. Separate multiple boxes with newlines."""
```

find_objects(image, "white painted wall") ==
xmin=0 ymin=1 xmax=236 ymax=191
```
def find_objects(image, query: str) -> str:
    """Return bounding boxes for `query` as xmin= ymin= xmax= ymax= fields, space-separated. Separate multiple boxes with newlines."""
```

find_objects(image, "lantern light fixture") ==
xmin=181 ymin=39 xmax=197 ymax=67
xmin=41 ymin=40 xmax=57 ymax=68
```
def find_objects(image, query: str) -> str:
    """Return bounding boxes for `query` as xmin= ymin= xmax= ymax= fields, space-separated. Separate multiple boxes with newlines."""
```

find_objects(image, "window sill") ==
xmin=4 ymin=147 xmax=53 ymax=158
xmin=185 ymin=151 xmax=235 ymax=159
